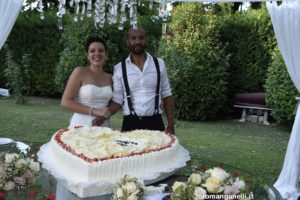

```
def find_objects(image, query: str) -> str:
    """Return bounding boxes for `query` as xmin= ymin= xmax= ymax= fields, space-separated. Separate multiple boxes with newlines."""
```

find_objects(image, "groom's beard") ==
xmin=129 ymin=44 xmax=146 ymax=55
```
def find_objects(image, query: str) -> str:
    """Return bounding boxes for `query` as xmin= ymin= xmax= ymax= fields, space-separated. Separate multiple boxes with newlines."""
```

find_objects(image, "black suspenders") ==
xmin=121 ymin=60 xmax=136 ymax=116
xmin=121 ymin=56 xmax=161 ymax=116
xmin=153 ymin=57 xmax=160 ymax=115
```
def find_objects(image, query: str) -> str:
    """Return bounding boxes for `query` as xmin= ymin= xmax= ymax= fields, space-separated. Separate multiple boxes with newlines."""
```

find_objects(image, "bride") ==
xmin=58 ymin=36 xmax=112 ymax=200
xmin=61 ymin=36 xmax=112 ymax=128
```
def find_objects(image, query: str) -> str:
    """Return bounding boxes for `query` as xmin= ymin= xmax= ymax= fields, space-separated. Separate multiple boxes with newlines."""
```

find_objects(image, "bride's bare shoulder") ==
xmin=71 ymin=66 xmax=89 ymax=76
xmin=73 ymin=66 xmax=89 ymax=72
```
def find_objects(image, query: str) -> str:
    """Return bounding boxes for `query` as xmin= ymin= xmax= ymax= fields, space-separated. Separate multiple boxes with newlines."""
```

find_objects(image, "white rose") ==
xmin=25 ymin=158 xmax=31 ymax=164
xmin=233 ymin=179 xmax=246 ymax=190
xmin=0 ymin=166 xmax=4 ymax=174
xmin=116 ymin=187 xmax=123 ymax=198
xmin=3 ymin=181 xmax=15 ymax=190
xmin=123 ymin=175 xmax=132 ymax=182
xmin=202 ymin=177 xmax=223 ymax=193
xmin=208 ymin=167 xmax=230 ymax=182
xmin=15 ymin=158 xmax=27 ymax=168
xmin=188 ymin=173 xmax=202 ymax=185
xmin=123 ymin=182 xmax=138 ymax=193
xmin=5 ymin=153 xmax=18 ymax=164
xmin=29 ymin=161 xmax=40 ymax=172
xmin=127 ymin=190 xmax=140 ymax=200
xmin=194 ymin=187 xmax=207 ymax=200
xmin=172 ymin=181 xmax=186 ymax=191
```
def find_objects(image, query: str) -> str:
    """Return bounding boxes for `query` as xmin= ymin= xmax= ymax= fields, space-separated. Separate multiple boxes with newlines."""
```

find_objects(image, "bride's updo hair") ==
xmin=85 ymin=36 xmax=107 ymax=52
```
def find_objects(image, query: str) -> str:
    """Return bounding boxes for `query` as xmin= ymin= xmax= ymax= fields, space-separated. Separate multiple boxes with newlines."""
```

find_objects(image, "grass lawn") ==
xmin=0 ymin=97 xmax=291 ymax=199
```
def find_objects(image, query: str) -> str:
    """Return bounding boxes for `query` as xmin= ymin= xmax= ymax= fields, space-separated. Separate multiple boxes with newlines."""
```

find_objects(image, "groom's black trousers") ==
xmin=121 ymin=114 xmax=165 ymax=132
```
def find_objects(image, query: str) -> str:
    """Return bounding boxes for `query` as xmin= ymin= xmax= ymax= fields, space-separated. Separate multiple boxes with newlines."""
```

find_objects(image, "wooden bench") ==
xmin=234 ymin=104 xmax=272 ymax=125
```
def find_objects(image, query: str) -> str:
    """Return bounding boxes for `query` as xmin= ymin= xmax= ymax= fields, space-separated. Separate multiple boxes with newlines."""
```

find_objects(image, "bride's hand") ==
xmin=92 ymin=108 xmax=111 ymax=118
xmin=92 ymin=108 xmax=108 ymax=117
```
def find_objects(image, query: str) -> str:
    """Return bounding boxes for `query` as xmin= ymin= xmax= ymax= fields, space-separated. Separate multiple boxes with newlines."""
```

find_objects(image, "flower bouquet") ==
xmin=112 ymin=175 xmax=144 ymax=200
xmin=171 ymin=166 xmax=252 ymax=200
xmin=0 ymin=152 xmax=40 ymax=191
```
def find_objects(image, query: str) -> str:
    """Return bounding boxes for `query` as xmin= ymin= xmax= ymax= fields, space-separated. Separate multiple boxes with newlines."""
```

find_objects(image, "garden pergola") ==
xmin=1 ymin=0 xmax=300 ymax=199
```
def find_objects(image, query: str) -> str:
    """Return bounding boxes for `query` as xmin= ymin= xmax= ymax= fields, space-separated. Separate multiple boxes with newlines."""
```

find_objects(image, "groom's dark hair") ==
xmin=126 ymin=27 xmax=147 ymax=38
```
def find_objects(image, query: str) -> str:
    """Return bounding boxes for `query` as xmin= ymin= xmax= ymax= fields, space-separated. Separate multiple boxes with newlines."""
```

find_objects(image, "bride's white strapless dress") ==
xmin=69 ymin=84 xmax=112 ymax=128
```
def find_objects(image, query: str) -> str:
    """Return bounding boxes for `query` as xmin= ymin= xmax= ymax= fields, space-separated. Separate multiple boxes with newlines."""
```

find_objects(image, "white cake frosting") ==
xmin=50 ymin=126 xmax=180 ymax=182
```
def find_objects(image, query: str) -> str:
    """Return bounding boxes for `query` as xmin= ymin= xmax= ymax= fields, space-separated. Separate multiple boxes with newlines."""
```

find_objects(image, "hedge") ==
xmin=0 ymin=11 xmax=62 ymax=96
xmin=159 ymin=3 xmax=230 ymax=120
xmin=265 ymin=47 xmax=299 ymax=126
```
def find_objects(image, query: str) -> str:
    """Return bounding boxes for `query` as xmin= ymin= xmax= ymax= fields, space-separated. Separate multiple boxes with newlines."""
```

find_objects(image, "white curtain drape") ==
xmin=0 ymin=0 xmax=24 ymax=49
xmin=267 ymin=1 xmax=300 ymax=199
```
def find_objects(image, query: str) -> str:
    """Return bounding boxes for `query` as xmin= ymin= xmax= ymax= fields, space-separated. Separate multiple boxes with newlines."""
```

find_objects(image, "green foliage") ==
xmin=219 ymin=7 xmax=276 ymax=93
xmin=55 ymin=11 xmax=162 ymax=92
xmin=54 ymin=15 xmax=126 ymax=92
xmin=0 ymin=50 xmax=7 ymax=87
xmin=4 ymin=47 xmax=31 ymax=104
xmin=160 ymin=3 xmax=277 ymax=121
xmin=137 ymin=3 xmax=163 ymax=54
xmin=159 ymin=4 xmax=230 ymax=120
xmin=169 ymin=3 xmax=235 ymax=34
xmin=0 ymin=11 xmax=62 ymax=96
xmin=265 ymin=47 xmax=299 ymax=126
xmin=1 ymin=3 xmax=162 ymax=96
xmin=169 ymin=3 xmax=208 ymax=33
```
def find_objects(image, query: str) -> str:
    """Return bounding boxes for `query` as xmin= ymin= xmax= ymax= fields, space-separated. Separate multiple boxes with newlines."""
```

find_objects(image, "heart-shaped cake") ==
xmin=50 ymin=126 xmax=180 ymax=182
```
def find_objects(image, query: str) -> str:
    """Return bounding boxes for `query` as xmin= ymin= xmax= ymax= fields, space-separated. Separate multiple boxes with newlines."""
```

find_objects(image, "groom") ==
xmin=93 ymin=27 xmax=175 ymax=135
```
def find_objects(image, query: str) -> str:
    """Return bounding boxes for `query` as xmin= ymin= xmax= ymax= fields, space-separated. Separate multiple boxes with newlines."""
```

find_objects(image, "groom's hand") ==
xmin=92 ymin=116 xmax=106 ymax=126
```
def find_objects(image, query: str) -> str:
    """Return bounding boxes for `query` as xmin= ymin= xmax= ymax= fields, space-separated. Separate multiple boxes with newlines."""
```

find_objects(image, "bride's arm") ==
xmin=92 ymin=101 xmax=121 ymax=126
xmin=61 ymin=67 xmax=106 ymax=117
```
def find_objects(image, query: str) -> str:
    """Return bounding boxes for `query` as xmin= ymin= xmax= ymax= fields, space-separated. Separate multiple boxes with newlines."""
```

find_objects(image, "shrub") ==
xmin=159 ymin=3 xmax=277 ymax=120
xmin=159 ymin=4 xmax=230 ymax=120
xmin=167 ymin=37 xmax=229 ymax=121
xmin=55 ymin=9 xmax=163 ymax=92
xmin=1 ymin=5 xmax=162 ymax=96
xmin=265 ymin=47 xmax=299 ymax=126
xmin=4 ymin=47 xmax=31 ymax=104
xmin=219 ymin=7 xmax=276 ymax=93
xmin=0 ymin=11 xmax=62 ymax=96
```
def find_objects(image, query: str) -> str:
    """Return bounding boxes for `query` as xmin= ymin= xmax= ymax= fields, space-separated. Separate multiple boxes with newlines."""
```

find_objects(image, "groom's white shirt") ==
xmin=112 ymin=52 xmax=172 ymax=116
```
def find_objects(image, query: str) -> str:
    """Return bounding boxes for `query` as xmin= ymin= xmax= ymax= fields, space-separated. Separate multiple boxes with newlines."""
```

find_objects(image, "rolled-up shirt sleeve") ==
xmin=159 ymin=58 xmax=172 ymax=98
xmin=112 ymin=64 xmax=124 ymax=105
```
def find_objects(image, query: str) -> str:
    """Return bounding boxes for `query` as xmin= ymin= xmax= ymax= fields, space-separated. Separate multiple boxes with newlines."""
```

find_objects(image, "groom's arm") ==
xmin=163 ymin=95 xmax=175 ymax=135
xmin=92 ymin=63 xmax=124 ymax=126
xmin=92 ymin=100 xmax=121 ymax=126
